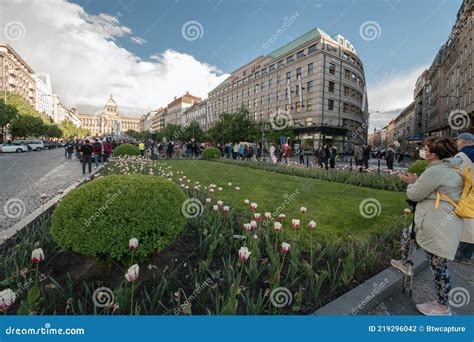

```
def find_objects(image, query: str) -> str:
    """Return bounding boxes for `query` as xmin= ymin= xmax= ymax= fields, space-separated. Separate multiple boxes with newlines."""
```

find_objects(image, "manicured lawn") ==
xmin=161 ymin=160 xmax=408 ymax=242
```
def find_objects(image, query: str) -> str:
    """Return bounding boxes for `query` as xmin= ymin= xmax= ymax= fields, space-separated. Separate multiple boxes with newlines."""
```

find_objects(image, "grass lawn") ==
xmin=161 ymin=160 xmax=408 ymax=242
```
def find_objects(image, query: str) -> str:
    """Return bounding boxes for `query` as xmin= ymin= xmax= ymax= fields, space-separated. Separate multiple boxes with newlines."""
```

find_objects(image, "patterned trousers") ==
xmin=400 ymin=227 xmax=452 ymax=306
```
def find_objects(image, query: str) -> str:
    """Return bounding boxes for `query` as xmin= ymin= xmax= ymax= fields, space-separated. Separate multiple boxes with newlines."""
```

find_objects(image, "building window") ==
xmin=308 ymin=63 xmax=314 ymax=75
xmin=344 ymin=69 xmax=351 ymax=80
xmin=296 ymin=102 xmax=301 ymax=112
xmin=296 ymin=67 xmax=302 ymax=78
xmin=297 ymin=50 xmax=305 ymax=59
xmin=306 ymin=99 xmax=313 ymax=111
xmin=328 ymin=99 xmax=334 ymax=111
xmin=285 ymin=104 xmax=291 ymax=111
xmin=307 ymin=81 xmax=313 ymax=93
xmin=329 ymin=63 xmax=336 ymax=75
xmin=305 ymin=117 xmax=313 ymax=125
xmin=287 ymin=55 xmax=294 ymax=64
xmin=278 ymin=60 xmax=285 ymax=68
xmin=343 ymin=103 xmax=349 ymax=113
xmin=308 ymin=44 xmax=317 ymax=54
xmin=268 ymin=79 xmax=272 ymax=88
xmin=269 ymin=64 xmax=276 ymax=71
xmin=277 ymin=75 xmax=281 ymax=86
xmin=286 ymin=71 xmax=291 ymax=81
xmin=328 ymin=81 xmax=335 ymax=93
xmin=344 ymin=86 xmax=350 ymax=96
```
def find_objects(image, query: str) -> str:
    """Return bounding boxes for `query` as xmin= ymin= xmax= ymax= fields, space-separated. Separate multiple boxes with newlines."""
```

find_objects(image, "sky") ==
xmin=0 ymin=0 xmax=463 ymax=129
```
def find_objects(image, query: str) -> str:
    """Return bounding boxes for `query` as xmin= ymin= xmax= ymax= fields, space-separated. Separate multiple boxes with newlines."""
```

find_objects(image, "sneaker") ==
xmin=390 ymin=259 xmax=413 ymax=276
xmin=416 ymin=301 xmax=452 ymax=316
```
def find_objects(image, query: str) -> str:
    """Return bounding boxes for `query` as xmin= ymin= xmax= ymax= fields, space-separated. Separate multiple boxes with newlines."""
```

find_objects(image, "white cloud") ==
xmin=0 ymin=0 xmax=228 ymax=116
xmin=367 ymin=65 xmax=428 ymax=130
xmin=130 ymin=36 xmax=147 ymax=45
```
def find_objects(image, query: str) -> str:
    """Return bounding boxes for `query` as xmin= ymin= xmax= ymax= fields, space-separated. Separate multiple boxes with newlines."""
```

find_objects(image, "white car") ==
xmin=13 ymin=139 xmax=44 ymax=151
xmin=0 ymin=143 xmax=29 ymax=153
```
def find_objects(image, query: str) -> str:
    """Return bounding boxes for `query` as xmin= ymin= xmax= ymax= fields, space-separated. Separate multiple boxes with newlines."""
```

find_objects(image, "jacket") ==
xmin=407 ymin=157 xmax=464 ymax=260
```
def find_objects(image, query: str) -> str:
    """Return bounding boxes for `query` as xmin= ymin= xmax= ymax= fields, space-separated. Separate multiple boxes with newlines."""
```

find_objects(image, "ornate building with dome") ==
xmin=78 ymin=95 xmax=140 ymax=136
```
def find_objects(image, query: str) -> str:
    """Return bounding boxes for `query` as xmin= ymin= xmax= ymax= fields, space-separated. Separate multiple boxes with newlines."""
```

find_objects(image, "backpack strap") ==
xmin=435 ymin=192 xmax=459 ymax=209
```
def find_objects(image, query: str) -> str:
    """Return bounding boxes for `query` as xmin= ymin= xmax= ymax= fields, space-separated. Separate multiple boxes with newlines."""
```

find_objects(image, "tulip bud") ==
xmin=300 ymin=206 xmax=307 ymax=214
xmin=249 ymin=202 xmax=258 ymax=211
xmin=291 ymin=219 xmax=301 ymax=230
xmin=212 ymin=205 xmax=219 ymax=212
xmin=278 ymin=214 xmax=286 ymax=221
xmin=252 ymin=234 xmax=258 ymax=240
xmin=281 ymin=242 xmax=291 ymax=254
xmin=235 ymin=187 xmax=241 ymax=191
xmin=217 ymin=200 xmax=224 ymax=208
xmin=250 ymin=220 xmax=258 ymax=229
xmin=243 ymin=223 xmax=252 ymax=232
xmin=0 ymin=289 xmax=16 ymax=310
xmin=254 ymin=213 xmax=261 ymax=221
xmin=238 ymin=247 xmax=251 ymax=261
xmin=264 ymin=212 xmax=272 ymax=220
xmin=129 ymin=238 xmax=139 ymax=250
xmin=308 ymin=220 xmax=317 ymax=230
xmin=125 ymin=264 xmax=139 ymax=282
xmin=223 ymin=206 xmax=230 ymax=213
xmin=244 ymin=199 xmax=250 ymax=205
xmin=31 ymin=248 xmax=45 ymax=263
xmin=274 ymin=222 xmax=282 ymax=232
xmin=206 ymin=198 xmax=212 ymax=204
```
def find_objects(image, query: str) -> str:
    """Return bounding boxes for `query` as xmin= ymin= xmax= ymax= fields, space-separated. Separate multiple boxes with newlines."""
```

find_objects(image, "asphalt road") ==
xmin=0 ymin=148 xmax=87 ymax=231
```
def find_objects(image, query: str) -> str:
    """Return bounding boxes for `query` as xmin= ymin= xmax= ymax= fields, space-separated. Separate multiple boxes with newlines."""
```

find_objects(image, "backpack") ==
xmin=435 ymin=166 xmax=474 ymax=218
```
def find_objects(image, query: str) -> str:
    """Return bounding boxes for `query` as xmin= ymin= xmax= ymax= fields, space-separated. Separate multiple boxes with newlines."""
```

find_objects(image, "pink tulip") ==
xmin=291 ymin=219 xmax=301 ymax=230
xmin=129 ymin=238 xmax=139 ymax=250
xmin=274 ymin=222 xmax=282 ymax=232
xmin=249 ymin=203 xmax=258 ymax=211
xmin=264 ymin=212 xmax=272 ymax=220
xmin=243 ymin=223 xmax=252 ymax=232
xmin=278 ymin=214 xmax=286 ymax=222
xmin=125 ymin=264 xmax=139 ymax=282
xmin=300 ymin=207 xmax=307 ymax=214
xmin=250 ymin=220 xmax=258 ymax=229
xmin=238 ymin=247 xmax=251 ymax=261
xmin=281 ymin=242 xmax=291 ymax=254
xmin=254 ymin=213 xmax=261 ymax=221
xmin=308 ymin=220 xmax=317 ymax=230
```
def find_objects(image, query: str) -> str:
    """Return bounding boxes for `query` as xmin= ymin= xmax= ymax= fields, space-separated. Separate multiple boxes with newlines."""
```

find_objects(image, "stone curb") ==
xmin=314 ymin=248 xmax=429 ymax=315
xmin=0 ymin=166 xmax=104 ymax=246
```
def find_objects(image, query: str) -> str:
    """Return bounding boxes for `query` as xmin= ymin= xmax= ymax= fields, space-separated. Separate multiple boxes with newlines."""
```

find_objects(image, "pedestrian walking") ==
xmin=454 ymin=133 xmax=474 ymax=264
xmin=329 ymin=145 xmax=337 ymax=169
xmin=80 ymin=139 xmax=93 ymax=174
xmin=386 ymin=144 xmax=395 ymax=170
xmin=103 ymin=138 xmax=112 ymax=162
xmin=92 ymin=139 xmax=103 ymax=168
xmin=393 ymin=137 xmax=463 ymax=316
xmin=138 ymin=142 xmax=145 ymax=156
xmin=298 ymin=145 xmax=305 ymax=164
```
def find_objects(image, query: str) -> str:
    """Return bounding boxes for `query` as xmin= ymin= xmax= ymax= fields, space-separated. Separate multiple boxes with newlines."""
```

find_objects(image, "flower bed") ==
xmin=0 ymin=156 xmax=411 ymax=315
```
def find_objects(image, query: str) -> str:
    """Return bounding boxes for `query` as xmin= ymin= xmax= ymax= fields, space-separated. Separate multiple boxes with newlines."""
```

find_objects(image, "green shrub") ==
xmin=112 ymin=143 xmax=140 ymax=157
xmin=202 ymin=147 xmax=221 ymax=160
xmin=407 ymin=160 xmax=429 ymax=176
xmin=50 ymin=174 xmax=186 ymax=262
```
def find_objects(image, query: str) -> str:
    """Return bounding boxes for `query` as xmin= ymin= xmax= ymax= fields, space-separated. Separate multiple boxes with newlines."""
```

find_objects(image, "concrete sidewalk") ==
xmin=369 ymin=260 xmax=473 ymax=315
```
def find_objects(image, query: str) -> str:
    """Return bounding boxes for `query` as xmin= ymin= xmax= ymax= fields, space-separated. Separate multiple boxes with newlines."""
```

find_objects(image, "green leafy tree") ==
xmin=181 ymin=120 xmax=205 ymax=142
xmin=10 ymin=115 xmax=45 ymax=139
xmin=58 ymin=119 xmax=89 ymax=138
xmin=46 ymin=124 xmax=63 ymax=138
xmin=208 ymin=108 xmax=259 ymax=144
xmin=160 ymin=124 xmax=183 ymax=142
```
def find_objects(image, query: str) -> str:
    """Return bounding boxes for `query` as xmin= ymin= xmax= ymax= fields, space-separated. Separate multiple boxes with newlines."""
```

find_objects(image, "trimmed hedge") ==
xmin=407 ymin=160 xmax=429 ymax=176
xmin=50 ymin=174 xmax=186 ymax=262
xmin=202 ymin=147 xmax=221 ymax=160
xmin=112 ymin=143 xmax=140 ymax=157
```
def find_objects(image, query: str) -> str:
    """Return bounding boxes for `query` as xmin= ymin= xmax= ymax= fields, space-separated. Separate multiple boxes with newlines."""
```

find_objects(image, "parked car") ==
xmin=13 ymin=139 xmax=44 ymax=151
xmin=0 ymin=143 xmax=29 ymax=153
xmin=42 ymin=140 xmax=54 ymax=149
